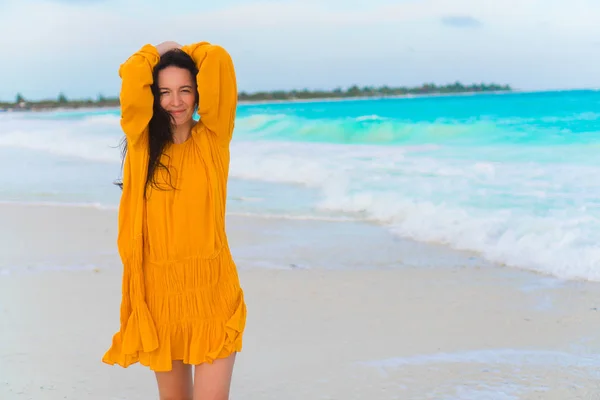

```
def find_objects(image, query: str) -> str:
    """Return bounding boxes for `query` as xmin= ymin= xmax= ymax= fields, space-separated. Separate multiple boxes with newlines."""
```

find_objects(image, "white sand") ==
xmin=2 ymin=203 xmax=600 ymax=399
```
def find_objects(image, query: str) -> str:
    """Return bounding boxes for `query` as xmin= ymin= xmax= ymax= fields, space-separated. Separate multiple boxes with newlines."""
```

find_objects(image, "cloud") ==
xmin=441 ymin=15 xmax=482 ymax=28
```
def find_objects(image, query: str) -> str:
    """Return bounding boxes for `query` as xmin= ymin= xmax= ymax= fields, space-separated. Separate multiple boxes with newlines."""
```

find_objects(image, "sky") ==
xmin=1 ymin=0 xmax=599 ymax=101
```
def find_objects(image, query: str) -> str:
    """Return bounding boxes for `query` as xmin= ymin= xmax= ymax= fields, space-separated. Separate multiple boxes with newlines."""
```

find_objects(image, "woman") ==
xmin=102 ymin=40 xmax=246 ymax=400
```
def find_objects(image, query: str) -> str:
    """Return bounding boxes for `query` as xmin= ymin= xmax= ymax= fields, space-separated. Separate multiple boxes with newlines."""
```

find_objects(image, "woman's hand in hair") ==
xmin=155 ymin=41 xmax=182 ymax=56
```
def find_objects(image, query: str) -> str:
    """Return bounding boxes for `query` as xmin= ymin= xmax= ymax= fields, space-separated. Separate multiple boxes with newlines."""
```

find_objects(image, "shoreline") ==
xmin=0 ymin=201 xmax=499 ymax=275
xmin=0 ymin=200 xmax=590 ymax=285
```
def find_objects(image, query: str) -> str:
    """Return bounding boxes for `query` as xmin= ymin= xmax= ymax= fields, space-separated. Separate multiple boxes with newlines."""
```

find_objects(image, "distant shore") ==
xmin=0 ymin=82 xmax=511 ymax=112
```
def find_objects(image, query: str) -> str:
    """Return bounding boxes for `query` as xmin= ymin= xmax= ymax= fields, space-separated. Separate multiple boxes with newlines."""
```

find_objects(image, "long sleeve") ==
xmin=119 ymin=44 xmax=160 ymax=149
xmin=181 ymin=42 xmax=238 ymax=145
xmin=102 ymin=45 xmax=161 ymax=365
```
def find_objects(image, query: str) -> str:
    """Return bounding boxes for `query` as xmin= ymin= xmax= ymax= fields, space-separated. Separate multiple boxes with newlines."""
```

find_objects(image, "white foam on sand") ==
xmin=359 ymin=348 xmax=600 ymax=370
xmin=435 ymin=383 xmax=528 ymax=400
xmin=227 ymin=139 xmax=600 ymax=282
xmin=355 ymin=348 xmax=600 ymax=399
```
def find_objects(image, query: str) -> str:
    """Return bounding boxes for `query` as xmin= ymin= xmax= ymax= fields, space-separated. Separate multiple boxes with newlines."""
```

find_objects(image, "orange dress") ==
xmin=102 ymin=42 xmax=246 ymax=372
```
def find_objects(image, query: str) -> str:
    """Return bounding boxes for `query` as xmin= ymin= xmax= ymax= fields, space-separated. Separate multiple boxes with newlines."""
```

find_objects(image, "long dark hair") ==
xmin=115 ymin=49 xmax=199 ymax=197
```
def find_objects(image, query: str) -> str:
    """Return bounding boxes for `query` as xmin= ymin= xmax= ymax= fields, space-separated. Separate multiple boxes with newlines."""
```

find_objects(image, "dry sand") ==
xmin=2 ymin=203 xmax=600 ymax=399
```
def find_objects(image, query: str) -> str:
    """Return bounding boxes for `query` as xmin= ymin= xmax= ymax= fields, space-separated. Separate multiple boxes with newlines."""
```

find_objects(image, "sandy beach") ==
xmin=2 ymin=203 xmax=600 ymax=399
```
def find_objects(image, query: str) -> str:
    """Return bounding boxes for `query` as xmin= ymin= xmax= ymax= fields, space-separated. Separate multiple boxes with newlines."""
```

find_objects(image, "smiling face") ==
xmin=157 ymin=66 xmax=197 ymax=127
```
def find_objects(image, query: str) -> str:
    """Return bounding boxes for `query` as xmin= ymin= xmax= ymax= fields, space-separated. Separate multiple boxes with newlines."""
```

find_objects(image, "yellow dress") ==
xmin=102 ymin=42 xmax=246 ymax=372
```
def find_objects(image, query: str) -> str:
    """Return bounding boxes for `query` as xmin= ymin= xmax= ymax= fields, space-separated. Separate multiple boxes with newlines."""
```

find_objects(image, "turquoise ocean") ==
xmin=1 ymin=90 xmax=599 ymax=280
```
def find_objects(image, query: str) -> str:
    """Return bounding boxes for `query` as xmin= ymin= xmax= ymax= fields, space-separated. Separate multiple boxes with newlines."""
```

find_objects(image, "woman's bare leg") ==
xmin=155 ymin=360 xmax=193 ymax=400
xmin=193 ymin=353 xmax=237 ymax=400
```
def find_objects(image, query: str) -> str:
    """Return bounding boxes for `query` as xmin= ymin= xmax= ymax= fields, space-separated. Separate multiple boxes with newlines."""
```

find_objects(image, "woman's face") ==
xmin=158 ymin=66 xmax=196 ymax=126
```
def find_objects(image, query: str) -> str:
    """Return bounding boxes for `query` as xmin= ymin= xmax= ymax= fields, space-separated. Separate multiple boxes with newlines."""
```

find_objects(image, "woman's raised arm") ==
xmin=181 ymin=42 xmax=238 ymax=146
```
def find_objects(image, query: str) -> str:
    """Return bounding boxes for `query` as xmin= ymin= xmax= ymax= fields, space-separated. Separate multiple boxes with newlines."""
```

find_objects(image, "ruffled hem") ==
xmin=102 ymin=290 xmax=246 ymax=372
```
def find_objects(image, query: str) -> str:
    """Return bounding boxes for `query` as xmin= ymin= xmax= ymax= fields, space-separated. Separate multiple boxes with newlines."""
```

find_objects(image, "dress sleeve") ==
xmin=118 ymin=44 xmax=160 ymax=149
xmin=181 ymin=42 xmax=238 ymax=145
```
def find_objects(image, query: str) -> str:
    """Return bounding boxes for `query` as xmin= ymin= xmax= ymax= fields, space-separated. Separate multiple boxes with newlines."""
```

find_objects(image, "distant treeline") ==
xmin=238 ymin=82 xmax=512 ymax=101
xmin=0 ymin=82 xmax=512 ymax=110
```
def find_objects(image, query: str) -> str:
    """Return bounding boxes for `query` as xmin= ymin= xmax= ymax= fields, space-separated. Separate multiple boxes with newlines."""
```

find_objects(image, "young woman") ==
xmin=102 ymin=40 xmax=246 ymax=400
